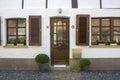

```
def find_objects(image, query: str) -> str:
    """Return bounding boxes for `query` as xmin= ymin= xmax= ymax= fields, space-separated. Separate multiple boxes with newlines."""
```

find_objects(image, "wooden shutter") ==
xmin=0 ymin=17 xmax=1 ymax=45
xmin=46 ymin=0 xmax=48 ymax=8
xmin=72 ymin=0 xmax=78 ymax=8
xmin=76 ymin=15 xmax=89 ymax=45
xmin=29 ymin=16 xmax=41 ymax=46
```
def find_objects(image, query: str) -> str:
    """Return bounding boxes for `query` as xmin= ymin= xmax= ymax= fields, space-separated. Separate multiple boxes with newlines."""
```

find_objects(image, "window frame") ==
xmin=7 ymin=18 xmax=26 ymax=46
xmin=91 ymin=17 xmax=120 ymax=45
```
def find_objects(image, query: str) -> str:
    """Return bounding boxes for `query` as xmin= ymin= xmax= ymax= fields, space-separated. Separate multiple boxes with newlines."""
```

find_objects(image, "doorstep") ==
xmin=50 ymin=65 xmax=70 ymax=71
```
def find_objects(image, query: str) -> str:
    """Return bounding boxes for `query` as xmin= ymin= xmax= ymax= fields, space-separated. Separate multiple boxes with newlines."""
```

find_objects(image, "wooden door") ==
xmin=50 ymin=17 xmax=69 ymax=65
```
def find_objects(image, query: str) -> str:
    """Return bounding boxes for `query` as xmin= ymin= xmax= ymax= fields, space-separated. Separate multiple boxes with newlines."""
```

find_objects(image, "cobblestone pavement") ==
xmin=0 ymin=70 xmax=120 ymax=80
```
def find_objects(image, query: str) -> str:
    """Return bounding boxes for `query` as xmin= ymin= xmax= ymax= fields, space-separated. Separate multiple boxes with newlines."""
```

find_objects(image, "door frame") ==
xmin=50 ymin=16 xmax=70 ymax=65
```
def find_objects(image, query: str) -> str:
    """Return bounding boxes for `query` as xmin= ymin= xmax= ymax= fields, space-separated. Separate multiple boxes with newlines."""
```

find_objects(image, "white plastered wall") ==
xmin=0 ymin=0 xmax=120 ymax=59
xmin=0 ymin=9 xmax=120 ymax=59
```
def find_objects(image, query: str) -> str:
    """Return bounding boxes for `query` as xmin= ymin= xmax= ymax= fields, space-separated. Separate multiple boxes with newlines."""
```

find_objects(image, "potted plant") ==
xmin=17 ymin=39 xmax=24 ymax=46
xmin=35 ymin=54 xmax=49 ymax=72
xmin=117 ymin=41 xmax=120 ymax=45
xmin=7 ymin=39 xmax=14 ymax=45
xmin=14 ymin=40 xmax=17 ymax=46
xmin=80 ymin=58 xmax=91 ymax=71
xmin=105 ymin=41 xmax=110 ymax=45
xmin=71 ymin=64 xmax=81 ymax=73
xmin=98 ymin=40 xmax=105 ymax=45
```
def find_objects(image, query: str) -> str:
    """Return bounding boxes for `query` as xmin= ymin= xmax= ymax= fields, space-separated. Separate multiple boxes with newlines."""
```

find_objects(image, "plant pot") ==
xmin=82 ymin=65 xmax=89 ymax=72
xmin=110 ymin=43 xmax=117 ymax=46
xmin=98 ymin=43 xmax=105 ymax=46
xmin=39 ymin=63 xmax=49 ymax=72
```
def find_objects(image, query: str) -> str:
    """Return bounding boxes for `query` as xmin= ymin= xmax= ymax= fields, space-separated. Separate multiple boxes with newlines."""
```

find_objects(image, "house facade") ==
xmin=0 ymin=0 xmax=120 ymax=70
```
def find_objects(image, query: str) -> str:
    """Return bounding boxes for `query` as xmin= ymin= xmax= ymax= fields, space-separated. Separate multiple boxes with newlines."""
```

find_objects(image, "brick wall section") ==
xmin=0 ymin=58 xmax=120 ymax=70
xmin=0 ymin=58 xmax=39 ymax=70
xmin=89 ymin=58 xmax=120 ymax=70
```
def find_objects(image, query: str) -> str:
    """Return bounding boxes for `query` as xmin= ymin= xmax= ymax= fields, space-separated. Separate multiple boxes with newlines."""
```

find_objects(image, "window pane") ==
xmin=8 ymin=28 xmax=16 ymax=35
xmin=102 ymin=19 xmax=110 ymax=26
xmin=18 ymin=28 xmax=25 ymax=35
xmin=8 ymin=20 xmax=16 ymax=27
xmin=18 ymin=36 xmax=25 ymax=43
xmin=91 ymin=19 xmax=100 ymax=26
xmin=91 ymin=36 xmax=100 ymax=45
xmin=101 ymin=28 xmax=110 ymax=41
xmin=113 ymin=28 xmax=120 ymax=42
xmin=8 ymin=36 xmax=16 ymax=40
xmin=114 ymin=19 xmax=120 ymax=26
xmin=18 ymin=20 xmax=26 ymax=27
xmin=113 ymin=35 xmax=120 ymax=42
xmin=102 ymin=28 xmax=110 ymax=35
xmin=8 ymin=36 xmax=16 ymax=44
xmin=92 ymin=27 xmax=100 ymax=34
xmin=92 ymin=36 xmax=100 ymax=42
xmin=114 ymin=28 xmax=120 ymax=35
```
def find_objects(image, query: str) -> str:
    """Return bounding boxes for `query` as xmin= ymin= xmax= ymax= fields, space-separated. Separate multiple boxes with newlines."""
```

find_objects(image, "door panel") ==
xmin=50 ymin=18 xmax=69 ymax=65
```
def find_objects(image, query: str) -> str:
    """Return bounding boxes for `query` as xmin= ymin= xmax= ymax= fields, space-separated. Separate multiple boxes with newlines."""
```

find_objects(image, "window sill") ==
xmin=4 ymin=45 xmax=28 ymax=48
xmin=90 ymin=45 xmax=120 ymax=48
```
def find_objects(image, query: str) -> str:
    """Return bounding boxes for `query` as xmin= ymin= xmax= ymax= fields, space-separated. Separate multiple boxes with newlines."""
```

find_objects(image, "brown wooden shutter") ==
xmin=29 ymin=16 xmax=41 ymax=46
xmin=76 ymin=15 xmax=89 ymax=45
xmin=0 ymin=17 xmax=1 ymax=45
xmin=46 ymin=0 xmax=48 ymax=8
xmin=72 ymin=0 xmax=78 ymax=8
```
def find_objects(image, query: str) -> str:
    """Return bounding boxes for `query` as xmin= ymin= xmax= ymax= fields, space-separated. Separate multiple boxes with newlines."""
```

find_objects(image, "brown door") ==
xmin=50 ymin=17 xmax=69 ymax=65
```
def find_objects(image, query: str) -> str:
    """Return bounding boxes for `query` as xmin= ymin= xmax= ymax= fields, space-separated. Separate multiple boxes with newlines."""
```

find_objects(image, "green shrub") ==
xmin=80 ymin=58 xmax=91 ymax=67
xmin=35 ymin=54 xmax=49 ymax=64
xmin=71 ymin=64 xmax=81 ymax=72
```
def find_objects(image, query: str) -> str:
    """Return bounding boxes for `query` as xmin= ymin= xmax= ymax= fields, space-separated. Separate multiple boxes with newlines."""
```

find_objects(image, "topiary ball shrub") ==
xmin=80 ymin=58 xmax=91 ymax=67
xmin=35 ymin=54 xmax=49 ymax=64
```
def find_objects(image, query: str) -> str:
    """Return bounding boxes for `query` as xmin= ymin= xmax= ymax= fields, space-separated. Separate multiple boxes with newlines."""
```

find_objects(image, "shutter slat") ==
xmin=29 ymin=16 xmax=41 ymax=46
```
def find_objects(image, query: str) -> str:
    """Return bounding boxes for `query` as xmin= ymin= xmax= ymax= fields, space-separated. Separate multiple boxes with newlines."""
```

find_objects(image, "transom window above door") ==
xmin=91 ymin=17 xmax=120 ymax=45
xmin=7 ymin=18 xmax=26 ymax=46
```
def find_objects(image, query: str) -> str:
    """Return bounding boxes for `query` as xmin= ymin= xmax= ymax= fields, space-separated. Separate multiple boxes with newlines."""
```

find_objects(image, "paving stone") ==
xmin=0 ymin=70 xmax=120 ymax=80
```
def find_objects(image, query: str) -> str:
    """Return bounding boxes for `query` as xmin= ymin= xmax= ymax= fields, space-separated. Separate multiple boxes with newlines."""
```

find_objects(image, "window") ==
xmin=7 ymin=18 xmax=26 ymax=46
xmin=91 ymin=17 xmax=120 ymax=45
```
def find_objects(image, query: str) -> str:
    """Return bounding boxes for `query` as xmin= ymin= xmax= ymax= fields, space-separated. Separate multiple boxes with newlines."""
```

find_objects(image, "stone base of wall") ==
xmin=0 ymin=58 xmax=39 ymax=70
xmin=0 ymin=58 xmax=120 ymax=70
xmin=89 ymin=58 xmax=120 ymax=70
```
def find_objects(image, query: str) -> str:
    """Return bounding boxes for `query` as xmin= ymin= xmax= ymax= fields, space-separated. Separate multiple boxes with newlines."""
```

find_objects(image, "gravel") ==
xmin=0 ymin=70 xmax=120 ymax=80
